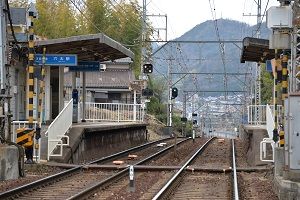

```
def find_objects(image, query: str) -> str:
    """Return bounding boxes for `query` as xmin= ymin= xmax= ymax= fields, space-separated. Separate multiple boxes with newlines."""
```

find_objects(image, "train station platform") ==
xmin=40 ymin=122 xmax=148 ymax=163
xmin=240 ymin=124 xmax=270 ymax=166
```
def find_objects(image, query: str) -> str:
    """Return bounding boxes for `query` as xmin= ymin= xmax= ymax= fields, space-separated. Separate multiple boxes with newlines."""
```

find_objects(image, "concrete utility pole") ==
xmin=255 ymin=0 xmax=262 ymax=124
xmin=141 ymin=0 xmax=147 ymax=77
xmin=243 ymin=0 xmax=262 ymax=123
xmin=291 ymin=1 xmax=300 ymax=92
xmin=167 ymin=57 xmax=173 ymax=127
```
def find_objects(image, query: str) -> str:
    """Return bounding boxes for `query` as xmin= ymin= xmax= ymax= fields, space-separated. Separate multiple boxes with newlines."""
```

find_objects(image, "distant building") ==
xmin=64 ymin=58 xmax=137 ymax=104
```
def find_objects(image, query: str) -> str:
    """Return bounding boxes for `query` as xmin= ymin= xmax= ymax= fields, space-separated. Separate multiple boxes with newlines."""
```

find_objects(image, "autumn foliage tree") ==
xmin=9 ymin=0 xmax=147 ymax=76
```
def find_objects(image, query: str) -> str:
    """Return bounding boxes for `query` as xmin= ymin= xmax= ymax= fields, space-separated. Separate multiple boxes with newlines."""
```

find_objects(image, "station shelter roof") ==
xmin=240 ymin=37 xmax=275 ymax=63
xmin=35 ymin=33 xmax=134 ymax=62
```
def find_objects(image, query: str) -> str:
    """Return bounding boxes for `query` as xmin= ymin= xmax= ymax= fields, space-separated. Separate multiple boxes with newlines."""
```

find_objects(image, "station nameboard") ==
xmin=34 ymin=54 xmax=77 ymax=66
xmin=69 ymin=61 xmax=101 ymax=71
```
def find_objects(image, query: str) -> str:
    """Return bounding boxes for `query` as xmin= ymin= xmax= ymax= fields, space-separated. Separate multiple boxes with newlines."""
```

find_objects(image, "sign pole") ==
xmin=133 ymin=90 xmax=137 ymax=121
xmin=129 ymin=165 xmax=135 ymax=192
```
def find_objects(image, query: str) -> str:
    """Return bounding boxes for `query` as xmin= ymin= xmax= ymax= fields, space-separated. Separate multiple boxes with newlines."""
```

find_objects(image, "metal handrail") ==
xmin=46 ymin=99 xmax=73 ymax=160
xmin=247 ymin=104 xmax=282 ymax=125
xmin=84 ymin=102 xmax=144 ymax=122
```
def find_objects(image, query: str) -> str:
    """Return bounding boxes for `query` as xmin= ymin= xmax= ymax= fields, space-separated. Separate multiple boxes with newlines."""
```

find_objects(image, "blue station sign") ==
xmin=69 ymin=61 xmax=101 ymax=71
xmin=34 ymin=54 xmax=78 ymax=66
xmin=266 ymin=60 xmax=272 ymax=72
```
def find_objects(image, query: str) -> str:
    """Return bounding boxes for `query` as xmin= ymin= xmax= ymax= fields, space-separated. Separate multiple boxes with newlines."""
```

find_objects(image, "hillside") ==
xmin=152 ymin=19 xmax=270 ymax=98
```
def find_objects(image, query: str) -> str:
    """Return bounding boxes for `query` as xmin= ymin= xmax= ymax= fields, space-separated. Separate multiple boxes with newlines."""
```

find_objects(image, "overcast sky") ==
xmin=142 ymin=0 xmax=280 ymax=40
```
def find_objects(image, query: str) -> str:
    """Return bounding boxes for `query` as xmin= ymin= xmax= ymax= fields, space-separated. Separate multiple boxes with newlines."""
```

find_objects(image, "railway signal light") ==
xmin=181 ymin=117 xmax=187 ymax=122
xmin=142 ymin=88 xmax=153 ymax=97
xmin=143 ymin=63 xmax=153 ymax=73
xmin=171 ymin=87 xmax=178 ymax=99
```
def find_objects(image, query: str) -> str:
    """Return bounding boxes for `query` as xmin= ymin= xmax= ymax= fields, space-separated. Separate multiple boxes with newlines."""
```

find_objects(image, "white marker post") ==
xmin=192 ymin=129 xmax=195 ymax=142
xmin=129 ymin=165 xmax=135 ymax=192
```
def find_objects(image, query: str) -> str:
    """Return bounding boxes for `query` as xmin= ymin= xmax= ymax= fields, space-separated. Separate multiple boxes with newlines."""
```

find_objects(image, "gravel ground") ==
xmin=147 ymin=137 xmax=208 ymax=166
xmin=99 ymin=138 xmax=184 ymax=165
xmin=235 ymin=138 xmax=249 ymax=167
xmin=238 ymin=172 xmax=278 ymax=200
xmin=234 ymin=137 xmax=278 ymax=199
xmin=169 ymin=172 xmax=232 ymax=200
xmin=167 ymin=139 xmax=233 ymax=200
xmin=90 ymin=138 xmax=208 ymax=199
xmin=91 ymin=171 xmax=173 ymax=200
xmin=0 ymin=164 xmax=63 ymax=193
xmin=192 ymin=138 xmax=231 ymax=168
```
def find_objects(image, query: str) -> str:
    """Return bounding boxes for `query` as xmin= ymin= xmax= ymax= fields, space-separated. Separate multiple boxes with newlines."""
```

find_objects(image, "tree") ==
xmin=35 ymin=0 xmax=58 ymax=39
xmin=35 ymin=0 xmax=78 ymax=39
xmin=85 ymin=0 xmax=111 ymax=34
xmin=261 ymin=65 xmax=273 ymax=104
xmin=8 ymin=0 xmax=28 ymax=7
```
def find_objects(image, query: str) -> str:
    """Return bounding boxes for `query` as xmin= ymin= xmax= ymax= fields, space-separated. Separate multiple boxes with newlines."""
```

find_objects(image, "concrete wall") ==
xmin=240 ymin=125 xmax=270 ymax=166
xmin=51 ymin=124 xmax=147 ymax=164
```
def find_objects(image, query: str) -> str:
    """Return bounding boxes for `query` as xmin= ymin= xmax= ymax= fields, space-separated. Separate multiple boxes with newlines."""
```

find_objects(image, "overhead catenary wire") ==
xmin=208 ymin=0 xmax=228 ymax=100
xmin=5 ymin=0 xmax=20 ymax=51
xmin=252 ymin=0 xmax=270 ymax=37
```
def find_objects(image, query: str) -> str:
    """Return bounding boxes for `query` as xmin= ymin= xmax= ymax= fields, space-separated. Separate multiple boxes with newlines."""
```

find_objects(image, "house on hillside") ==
xmin=64 ymin=58 xmax=139 ymax=104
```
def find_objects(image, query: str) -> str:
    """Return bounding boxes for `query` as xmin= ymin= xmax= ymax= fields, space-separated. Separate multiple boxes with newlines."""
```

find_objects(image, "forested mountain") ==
xmin=152 ymin=19 xmax=270 ymax=96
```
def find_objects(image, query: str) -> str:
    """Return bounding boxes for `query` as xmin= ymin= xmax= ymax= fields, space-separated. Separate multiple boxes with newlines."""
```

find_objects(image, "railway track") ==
xmin=68 ymin=137 xmax=208 ymax=199
xmin=152 ymin=138 xmax=239 ymax=200
xmin=0 ymin=137 xmax=187 ymax=199
xmin=82 ymin=138 xmax=209 ymax=200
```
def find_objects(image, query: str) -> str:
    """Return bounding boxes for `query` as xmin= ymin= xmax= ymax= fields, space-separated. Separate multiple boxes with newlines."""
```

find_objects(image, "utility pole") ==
xmin=141 ymin=0 xmax=147 ymax=76
xmin=0 ymin=0 xmax=12 ymax=142
xmin=255 ymin=0 xmax=262 ymax=124
xmin=243 ymin=0 xmax=262 ymax=124
xmin=167 ymin=57 xmax=173 ymax=127
xmin=146 ymin=14 xmax=167 ymax=41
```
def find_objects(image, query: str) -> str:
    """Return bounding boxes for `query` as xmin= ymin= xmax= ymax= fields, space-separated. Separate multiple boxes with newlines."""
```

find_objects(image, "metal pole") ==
xmin=183 ymin=92 xmax=187 ymax=118
xmin=0 ymin=0 xmax=6 ymax=90
xmin=140 ymin=0 xmax=146 ymax=78
xmin=133 ymin=90 xmax=137 ymax=121
xmin=27 ymin=10 xmax=35 ymax=129
xmin=165 ymin=15 xmax=168 ymax=41
xmin=167 ymin=58 xmax=172 ymax=127
xmin=0 ymin=0 xmax=7 ymax=141
xmin=82 ymin=71 xmax=86 ymax=122
xmin=280 ymin=52 xmax=288 ymax=147
xmin=254 ymin=0 xmax=262 ymax=125
xmin=273 ymin=49 xmax=279 ymax=143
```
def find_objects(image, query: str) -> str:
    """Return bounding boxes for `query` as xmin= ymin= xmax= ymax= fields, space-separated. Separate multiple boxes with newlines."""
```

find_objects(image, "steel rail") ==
xmin=152 ymin=137 xmax=215 ymax=200
xmin=68 ymin=138 xmax=191 ymax=200
xmin=232 ymin=139 xmax=239 ymax=200
xmin=0 ymin=137 xmax=173 ymax=199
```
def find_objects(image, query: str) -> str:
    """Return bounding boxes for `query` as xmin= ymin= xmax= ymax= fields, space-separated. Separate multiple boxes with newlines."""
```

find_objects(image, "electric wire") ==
xmin=252 ymin=0 xmax=270 ymax=37
xmin=5 ymin=0 xmax=20 ymax=51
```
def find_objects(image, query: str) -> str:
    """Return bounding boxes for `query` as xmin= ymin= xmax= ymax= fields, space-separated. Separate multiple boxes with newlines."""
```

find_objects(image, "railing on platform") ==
xmin=12 ymin=121 xmax=40 ymax=163
xmin=83 ymin=102 xmax=144 ymax=122
xmin=46 ymin=99 xmax=73 ymax=160
xmin=248 ymin=105 xmax=266 ymax=125
xmin=258 ymin=104 xmax=281 ymax=163
xmin=260 ymin=138 xmax=275 ymax=162
xmin=247 ymin=105 xmax=282 ymax=125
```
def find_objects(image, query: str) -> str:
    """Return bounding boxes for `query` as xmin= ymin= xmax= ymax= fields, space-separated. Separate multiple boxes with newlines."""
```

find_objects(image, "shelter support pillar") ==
xmin=82 ymin=72 xmax=86 ymax=122
xmin=58 ymin=66 xmax=64 ymax=112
